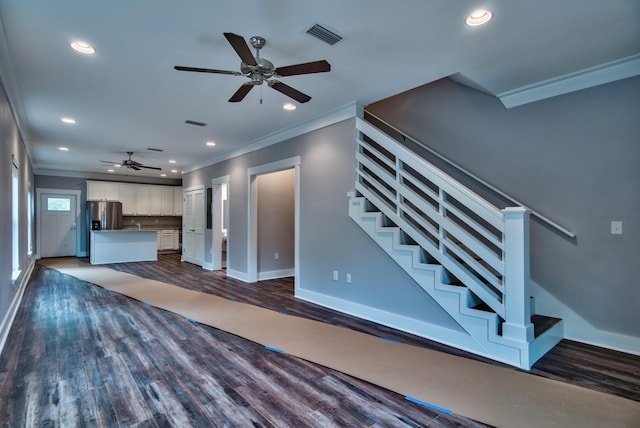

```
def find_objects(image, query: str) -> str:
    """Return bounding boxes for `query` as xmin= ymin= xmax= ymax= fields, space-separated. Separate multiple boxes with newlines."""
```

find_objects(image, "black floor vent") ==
xmin=306 ymin=24 xmax=343 ymax=45
xmin=185 ymin=120 xmax=207 ymax=127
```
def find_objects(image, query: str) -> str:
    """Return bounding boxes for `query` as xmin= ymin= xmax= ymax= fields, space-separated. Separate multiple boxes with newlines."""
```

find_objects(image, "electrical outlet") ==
xmin=274 ymin=252 xmax=279 ymax=260
xmin=346 ymin=273 xmax=352 ymax=284
xmin=611 ymin=220 xmax=623 ymax=235
xmin=333 ymin=270 xmax=338 ymax=281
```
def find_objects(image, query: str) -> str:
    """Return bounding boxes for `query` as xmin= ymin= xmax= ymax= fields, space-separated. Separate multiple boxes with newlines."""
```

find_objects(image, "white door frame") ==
xmin=247 ymin=156 xmax=300 ymax=283
xmin=211 ymin=175 xmax=230 ymax=271
xmin=35 ymin=188 xmax=82 ymax=259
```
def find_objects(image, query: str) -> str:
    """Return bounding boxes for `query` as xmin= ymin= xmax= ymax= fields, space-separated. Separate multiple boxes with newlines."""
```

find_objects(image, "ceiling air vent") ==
xmin=185 ymin=120 xmax=207 ymax=127
xmin=306 ymin=24 xmax=342 ymax=45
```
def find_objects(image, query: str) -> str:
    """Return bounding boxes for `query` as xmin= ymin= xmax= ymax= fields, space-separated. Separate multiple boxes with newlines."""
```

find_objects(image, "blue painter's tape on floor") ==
xmin=405 ymin=396 xmax=452 ymax=414
xmin=145 ymin=302 xmax=153 ymax=307
xmin=378 ymin=336 xmax=401 ymax=344
xmin=279 ymin=312 xmax=291 ymax=316
xmin=186 ymin=317 xmax=197 ymax=323
xmin=265 ymin=346 xmax=285 ymax=353
xmin=229 ymin=299 xmax=238 ymax=302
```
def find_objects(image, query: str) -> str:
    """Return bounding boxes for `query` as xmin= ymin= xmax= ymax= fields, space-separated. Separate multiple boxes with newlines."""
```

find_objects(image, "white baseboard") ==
xmin=227 ymin=268 xmax=250 ymax=282
xmin=257 ymin=268 xmax=294 ymax=281
xmin=0 ymin=258 xmax=35 ymax=356
xmin=531 ymin=280 xmax=640 ymax=356
xmin=295 ymin=287 xmax=479 ymax=348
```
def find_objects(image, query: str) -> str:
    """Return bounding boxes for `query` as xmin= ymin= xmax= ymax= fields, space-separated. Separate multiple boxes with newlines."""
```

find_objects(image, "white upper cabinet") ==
xmin=148 ymin=186 xmax=162 ymax=215
xmin=86 ymin=181 xmax=107 ymax=200
xmin=136 ymin=185 xmax=151 ymax=216
xmin=119 ymin=183 xmax=136 ymax=215
xmin=161 ymin=186 xmax=175 ymax=216
xmin=105 ymin=183 xmax=120 ymax=201
xmin=174 ymin=187 xmax=183 ymax=216
xmin=86 ymin=180 xmax=182 ymax=216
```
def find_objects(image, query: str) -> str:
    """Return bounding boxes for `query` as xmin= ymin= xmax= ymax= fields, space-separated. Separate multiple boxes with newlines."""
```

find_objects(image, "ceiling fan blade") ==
xmin=174 ymin=65 xmax=241 ymax=76
xmin=139 ymin=165 xmax=162 ymax=170
xmin=275 ymin=60 xmax=331 ymax=77
xmin=131 ymin=165 xmax=141 ymax=171
xmin=229 ymin=84 xmax=254 ymax=102
xmin=223 ymin=32 xmax=257 ymax=66
xmin=269 ymin=81 xmax=311 ymax=103
xmin=100 ymin=160 xmax=120 ymax=164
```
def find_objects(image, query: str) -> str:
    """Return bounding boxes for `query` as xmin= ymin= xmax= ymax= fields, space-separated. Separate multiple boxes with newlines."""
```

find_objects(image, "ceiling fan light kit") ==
xmin=174 ymin=32 xmax=331 ymax=104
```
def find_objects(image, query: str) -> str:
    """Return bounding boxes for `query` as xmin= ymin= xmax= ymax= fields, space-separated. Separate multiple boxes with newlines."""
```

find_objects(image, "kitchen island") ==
xmin=90 ymin=230 xmax=157 ymax=264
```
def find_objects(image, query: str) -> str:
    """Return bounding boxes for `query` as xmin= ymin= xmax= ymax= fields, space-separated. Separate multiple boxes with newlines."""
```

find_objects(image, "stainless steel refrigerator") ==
xmin=86 ymin=200 xmax=123 ymax=256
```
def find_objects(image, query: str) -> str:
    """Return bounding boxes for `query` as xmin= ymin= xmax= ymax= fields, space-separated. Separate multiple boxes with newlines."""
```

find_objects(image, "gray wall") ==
xmin=183 ymin=119 xmax=461 ymax=329
xmin=366 ymin=76 xmax=640 ymax=337
xmin=257 ymin=169 xmax=294 ymax=274
xmin=0 ymin=80 xmax=35 ymax=326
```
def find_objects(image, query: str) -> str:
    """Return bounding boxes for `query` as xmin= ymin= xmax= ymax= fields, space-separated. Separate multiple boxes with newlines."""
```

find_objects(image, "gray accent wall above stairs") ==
xmin=366 ymin=76 xmax=640 ymax=339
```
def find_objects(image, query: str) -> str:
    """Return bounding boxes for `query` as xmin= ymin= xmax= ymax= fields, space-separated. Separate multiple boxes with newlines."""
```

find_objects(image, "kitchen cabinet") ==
xmin=161 ymin=186 xmax=175 ymax=216
xmin=149 ymin=186 xmax=162 ymax=215
xmin=157 ymin=229 xmax=179 ymax=251
xmin=86 ymin=180 xmax=182 ymax=216
xmin=87 ymin=181 xmax=106 ymax=200
xmin=87 ymin=181 xmax=120 ymax=201
xmin=174 ymin=187 xmax=183 ymax=216
xmin=135 ymin=185 xmax=150 ymax=215
xmin=119 ymin=183 xmax=136 ymax=215
xmin=105 ymin=183 xmax=119 ymax=201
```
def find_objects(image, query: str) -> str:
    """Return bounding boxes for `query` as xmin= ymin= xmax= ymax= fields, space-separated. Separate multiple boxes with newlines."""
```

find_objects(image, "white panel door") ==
xmin=40 ymin=193 xmax=77 ymax=257
xmin=182 ymin=186 xmax=204 ymax=266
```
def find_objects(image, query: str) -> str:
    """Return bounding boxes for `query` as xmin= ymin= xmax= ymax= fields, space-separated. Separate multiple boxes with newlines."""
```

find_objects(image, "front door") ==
xmin=182 ymin=186 xmax=204 ymax=266
xmin=40 ymin=193 xmax=78 ymax=257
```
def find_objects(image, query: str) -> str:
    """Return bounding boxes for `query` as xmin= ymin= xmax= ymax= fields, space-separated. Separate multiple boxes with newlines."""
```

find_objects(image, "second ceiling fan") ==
xmin=174 ymin=32 xmax=331 ymax=104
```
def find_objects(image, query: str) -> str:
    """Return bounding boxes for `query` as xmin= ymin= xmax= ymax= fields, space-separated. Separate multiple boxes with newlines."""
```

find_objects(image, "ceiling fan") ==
xmin=174 ymin=32 xmax=331 ymax=103
xmin=100 ymin=152 xmax=162 ymax=171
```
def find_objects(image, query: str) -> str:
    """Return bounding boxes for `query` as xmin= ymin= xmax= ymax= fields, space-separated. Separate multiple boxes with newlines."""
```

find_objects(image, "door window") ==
xmin=47 ymin=197 xmax=71 ymax=211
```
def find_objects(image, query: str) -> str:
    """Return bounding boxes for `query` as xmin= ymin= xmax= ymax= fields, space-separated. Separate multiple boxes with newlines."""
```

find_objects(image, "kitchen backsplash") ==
xmin=123 ymin=216 xmax=181 ymax=230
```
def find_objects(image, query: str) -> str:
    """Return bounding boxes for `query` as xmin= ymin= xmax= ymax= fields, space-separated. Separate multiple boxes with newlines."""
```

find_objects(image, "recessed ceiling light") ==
xmin=58 ymin=146 xmax=69 ymax=151
xmin=169 ymin=159 xmax=176 ymax=163
xmin=160 ymin=174 xmax=167 ymax=177
xmin=114 ymin=164 xmax=121 ymax=167
xmin=61 ymin=117 xmax=76 ymax=124
xmin=466 ymin=9 xmax=492 ymax=26
xmin=283 ymin=103 xmax=297 ymax=111
xmin=107 ymin=169 xmax=115 ymax=173
xmin=70 ymin=41 xmax=95 ymax=54
xmin=171 ymin=169 xmax=178 ymax=173
xmin=206 ymin=141 xmax=216 ymax=147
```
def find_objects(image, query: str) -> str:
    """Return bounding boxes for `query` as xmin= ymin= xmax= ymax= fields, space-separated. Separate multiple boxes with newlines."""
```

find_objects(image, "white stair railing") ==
xmin=355 ymin=118 xmax=534 ymax=343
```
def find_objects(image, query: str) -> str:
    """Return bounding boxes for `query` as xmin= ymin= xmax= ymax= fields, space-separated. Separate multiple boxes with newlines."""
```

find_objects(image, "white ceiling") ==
xmin=1 ymin=0 xmax=639 ymax=180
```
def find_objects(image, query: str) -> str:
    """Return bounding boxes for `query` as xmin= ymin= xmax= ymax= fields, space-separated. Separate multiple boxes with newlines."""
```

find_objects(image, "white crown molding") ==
xmin=183 ymin=101 xmax=363 ymax=173
xmin=498 ymin=54 xmax=640 ymax=108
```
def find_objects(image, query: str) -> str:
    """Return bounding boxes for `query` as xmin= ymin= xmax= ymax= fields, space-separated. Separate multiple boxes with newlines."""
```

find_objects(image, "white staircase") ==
xmin=349 ymin=118 xmax=563 ymax=369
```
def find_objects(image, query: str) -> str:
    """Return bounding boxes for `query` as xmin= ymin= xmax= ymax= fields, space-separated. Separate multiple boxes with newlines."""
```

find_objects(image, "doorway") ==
xmin=247 ymin=156 xmax=300 ymax=284
xmin=211 ymin=176 xmax=230 ymax=271
xmin=36 ymin=189 xmax=81 ymax=258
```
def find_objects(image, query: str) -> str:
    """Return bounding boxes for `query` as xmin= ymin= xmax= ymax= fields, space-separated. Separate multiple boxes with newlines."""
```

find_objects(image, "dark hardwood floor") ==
xmin=0 ymin=254 xmax=638 ymax=427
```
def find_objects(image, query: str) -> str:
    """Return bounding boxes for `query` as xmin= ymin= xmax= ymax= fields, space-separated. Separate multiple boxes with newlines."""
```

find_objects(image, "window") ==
xmin=27 ymin=183 xmax=33 ymax=255
xmin=12 ymin=154 xmax=20 ymax=283
xmin=47 ymin=197 xmax=71 ymax=211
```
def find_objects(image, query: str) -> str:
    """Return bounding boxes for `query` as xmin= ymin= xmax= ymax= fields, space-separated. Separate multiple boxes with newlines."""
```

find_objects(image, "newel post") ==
xmin=502 ymin=207 xmax=534 ymax=343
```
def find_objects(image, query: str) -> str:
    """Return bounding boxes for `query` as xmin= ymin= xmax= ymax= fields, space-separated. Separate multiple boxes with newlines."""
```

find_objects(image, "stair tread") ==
xmin=532 ymin=314 xmax=562 ymax=338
